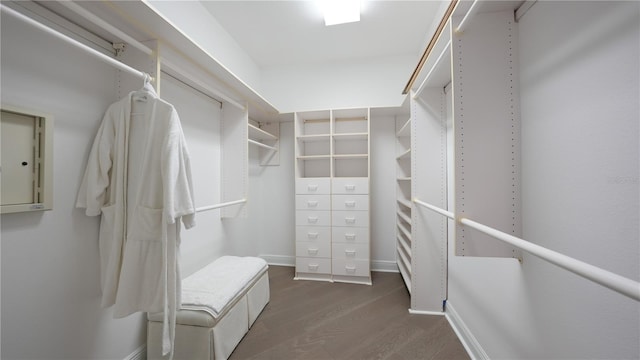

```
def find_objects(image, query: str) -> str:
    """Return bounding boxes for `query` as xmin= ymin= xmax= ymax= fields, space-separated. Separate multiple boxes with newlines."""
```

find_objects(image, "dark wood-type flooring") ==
xmin=230 ymin=266 xmax=470 ymax=360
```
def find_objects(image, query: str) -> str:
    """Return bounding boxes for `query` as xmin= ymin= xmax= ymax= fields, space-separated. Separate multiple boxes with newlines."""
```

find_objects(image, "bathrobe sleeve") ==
xmin=162 ymin=108 xmax=196 ymax=228
xmin=76 ymin=108 xmax=116 ymax=216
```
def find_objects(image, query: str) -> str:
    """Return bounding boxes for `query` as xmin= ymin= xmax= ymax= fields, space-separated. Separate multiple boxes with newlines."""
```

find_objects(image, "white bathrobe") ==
xmin=76 ymin=85 xmax=195 ymax=355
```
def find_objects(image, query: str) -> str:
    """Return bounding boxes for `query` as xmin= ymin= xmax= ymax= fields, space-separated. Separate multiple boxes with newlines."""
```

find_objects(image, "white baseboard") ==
xmin=444 ymin=302 xmax=489 ymax=360
xmin=260 ymin=256 xmax=398 ymax=273
xmin=260 ymin=254 xmax=295 ymax=267
xmin=408 ymin=308 xmax=444 ymax=316
xmin=123 ymin=344 xmax=146 ymax=360
xmin=371 ymin=260 xmax=399 ymax=272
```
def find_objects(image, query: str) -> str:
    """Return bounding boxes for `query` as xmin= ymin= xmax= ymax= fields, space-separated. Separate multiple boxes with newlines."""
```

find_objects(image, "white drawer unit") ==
xmin=332 ymin=227 xmax=369 ymax=244
xmin=296 ymin=210 xmax=331 ymax=227
xmin=332 ymin=243 xmax=369 ymax=260
xmin=296 ymin=239 xmax=331 ymax=258
xmin=332 ymin=210 xmax=369 ymax=228
xmin=296 ymin=178 xmax=331 ymax=195
xmin=294 ymin=109 xmax=370 ymax=285
xmin=296 ymin=257 xmax=332 ymax=275
xmin=296 ymin=195 xmax=331 ymax=211
xmin=332 ymin=259 xmax=370 ymax=277
xmin=332 ymin=177 xmax=369 ymax=194
xmin=331 ymin=194 xmax=369 ymax=211
xmin=296 ymin=226 xmax=331 ymax=243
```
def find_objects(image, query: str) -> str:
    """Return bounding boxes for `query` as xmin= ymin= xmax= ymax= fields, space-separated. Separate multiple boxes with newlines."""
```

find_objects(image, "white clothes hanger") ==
xmin=140 ymin=73 xmax=158 ymax=96
xmin=132 ymin=73 xmax=157 ymax=107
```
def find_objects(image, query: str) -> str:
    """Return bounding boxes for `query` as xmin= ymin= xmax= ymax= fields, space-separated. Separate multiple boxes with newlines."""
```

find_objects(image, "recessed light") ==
xmin=317 ymin=0 xmax=361 ymax=26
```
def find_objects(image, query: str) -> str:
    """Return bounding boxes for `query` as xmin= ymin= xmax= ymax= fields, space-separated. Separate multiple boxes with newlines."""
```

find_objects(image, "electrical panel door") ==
xmin=1 ymin=110 xmax=36 ymax=206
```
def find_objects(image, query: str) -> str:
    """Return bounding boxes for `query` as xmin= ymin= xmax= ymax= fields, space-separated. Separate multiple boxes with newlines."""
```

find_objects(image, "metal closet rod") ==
xmin=0 ymin=4 xmax=151 ymax=83
xmin=412 ymin=198 xmax=640 ymax=302
xmin=58 ymin=1 xmax=245 ymax=111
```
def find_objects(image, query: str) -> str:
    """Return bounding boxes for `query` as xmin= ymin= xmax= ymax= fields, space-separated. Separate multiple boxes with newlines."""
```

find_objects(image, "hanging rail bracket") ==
xmin=112 ymin=43 xmax=126 ymax=58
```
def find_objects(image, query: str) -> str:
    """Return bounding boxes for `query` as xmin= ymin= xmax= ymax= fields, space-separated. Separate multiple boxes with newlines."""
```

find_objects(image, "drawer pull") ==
xmin=308 ymin=216 xmax=319 ymax=224
xmin=345 ymin=217 xmax=356 ymax=224
xmin=307 ymin=232 xmax=319 ymax=239
xmin=308 ymin=184 xmax=318 ymax=192
xmin=345 ymin=184 xmax=356 ymax=191
xmin=345 ymin=233 xmax=356 ymax=241
xmin=308 ymin=248 xmax=319 ymax=255
xmin=308 ymin=263 xmax=319 ymax=271
xmin=307 ymin=200 xmax=318 ymax=208
xmin=345 ymin=265 xmax=357 ymax=273
xmin=345 ymin=249 xmax=356 ymax=257
xmin=345 ymin=201 xmax=356 ymax=208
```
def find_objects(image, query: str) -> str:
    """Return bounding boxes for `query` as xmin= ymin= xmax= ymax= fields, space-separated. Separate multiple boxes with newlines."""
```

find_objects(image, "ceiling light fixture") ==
xmin=318 ymin=0 xmax=361 ymax=26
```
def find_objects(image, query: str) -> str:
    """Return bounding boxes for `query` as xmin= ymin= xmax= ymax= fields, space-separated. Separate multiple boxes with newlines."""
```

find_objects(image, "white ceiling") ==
xmin=200 ymin=1 xmax=445 ymax=68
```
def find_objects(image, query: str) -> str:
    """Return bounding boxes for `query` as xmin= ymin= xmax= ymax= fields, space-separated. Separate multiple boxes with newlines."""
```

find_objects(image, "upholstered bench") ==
xmin=147 ymin=256 xmax=270 ymax=360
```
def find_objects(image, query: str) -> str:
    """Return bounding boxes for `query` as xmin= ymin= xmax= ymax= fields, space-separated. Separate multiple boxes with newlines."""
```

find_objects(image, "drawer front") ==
xmin=296 ymin=178 xmax=331 ymax=195
xmin=296 ymin=226 xmax=331 ymax=243
xmin=296 ymin=240 xmax=331 ymax=258
xmin=332 ymin=211 xmax=369 ymax=228
xmin=296 ymin=195 xmax=331 ymax=211
xmin=296 ymin=210 xmax=331 ymax=227
xmin=331 ymin=194 xmax=369 ymax=211
xmin=332 ymin=227 xmax=369 ymax=244
xmin=332 ymin=178 xmax=369 ymax=194
xmin=332 ymin=259 xmax=370 ymax=277
xmin=296 ymin=257 xmax=331 ymax=274
xmin=332 ymin=243 xmax=369 ymax=260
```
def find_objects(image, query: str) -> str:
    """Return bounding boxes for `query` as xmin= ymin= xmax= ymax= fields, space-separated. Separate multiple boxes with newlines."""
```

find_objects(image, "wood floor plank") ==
xmin=229 ymin=266 xmax=470 ymax=360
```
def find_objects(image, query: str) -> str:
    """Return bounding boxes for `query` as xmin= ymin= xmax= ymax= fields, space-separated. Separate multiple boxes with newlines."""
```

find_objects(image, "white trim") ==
xmin=408 ymin=309 xmax=444 ymax=316
xmin=371 ymin=260 xmax=399 ymax=273
xmin=260 ymin=256 xmax=397 ymax=273
xmin=444 ymin=302 xmax=488 ymax=360
xmin=260 ymin=254 xmax=295 ymax=267
xmin=123 ymin=344 xmax=146 ymax=360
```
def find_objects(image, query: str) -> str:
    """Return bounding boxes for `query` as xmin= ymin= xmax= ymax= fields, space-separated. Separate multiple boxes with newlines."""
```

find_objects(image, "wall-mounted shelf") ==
xmin=396 ymin=117 xmax=411 ymax=137
xmin=248 ymin=120 xmax=279 ymax=166
xmin=397 ymin=148 xmax=411 ymax=160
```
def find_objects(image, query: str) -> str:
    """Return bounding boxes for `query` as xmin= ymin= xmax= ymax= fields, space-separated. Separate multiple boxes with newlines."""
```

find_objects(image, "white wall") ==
xmin=370 ymin=114 xmax=400 ymax=270
xmin=261 ymin=55 xmax=414 ymax=113
xmin=0 ymin=9 xmax=265 ymax=358
xmin=0 ymin=13 xmax=146 ymax=359
xmin=447 ymin=1 xmax=639 ymax=358
xmin=254 ymin=121 xmax=296 ymax=265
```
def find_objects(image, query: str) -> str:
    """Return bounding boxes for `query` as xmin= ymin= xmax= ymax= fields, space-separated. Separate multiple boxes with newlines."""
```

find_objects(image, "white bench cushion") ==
xmin=180 ymin=256 xmax=268 ymax=318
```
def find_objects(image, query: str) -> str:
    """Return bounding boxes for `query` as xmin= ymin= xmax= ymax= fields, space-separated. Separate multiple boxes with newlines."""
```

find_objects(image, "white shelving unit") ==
xmin=294 ymin=108 xmax=371 ymax=285
xmin=395 ymin=8 xmax=523 ymax=314
xmin=394 ymin=98 xmax=413 ymax=293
